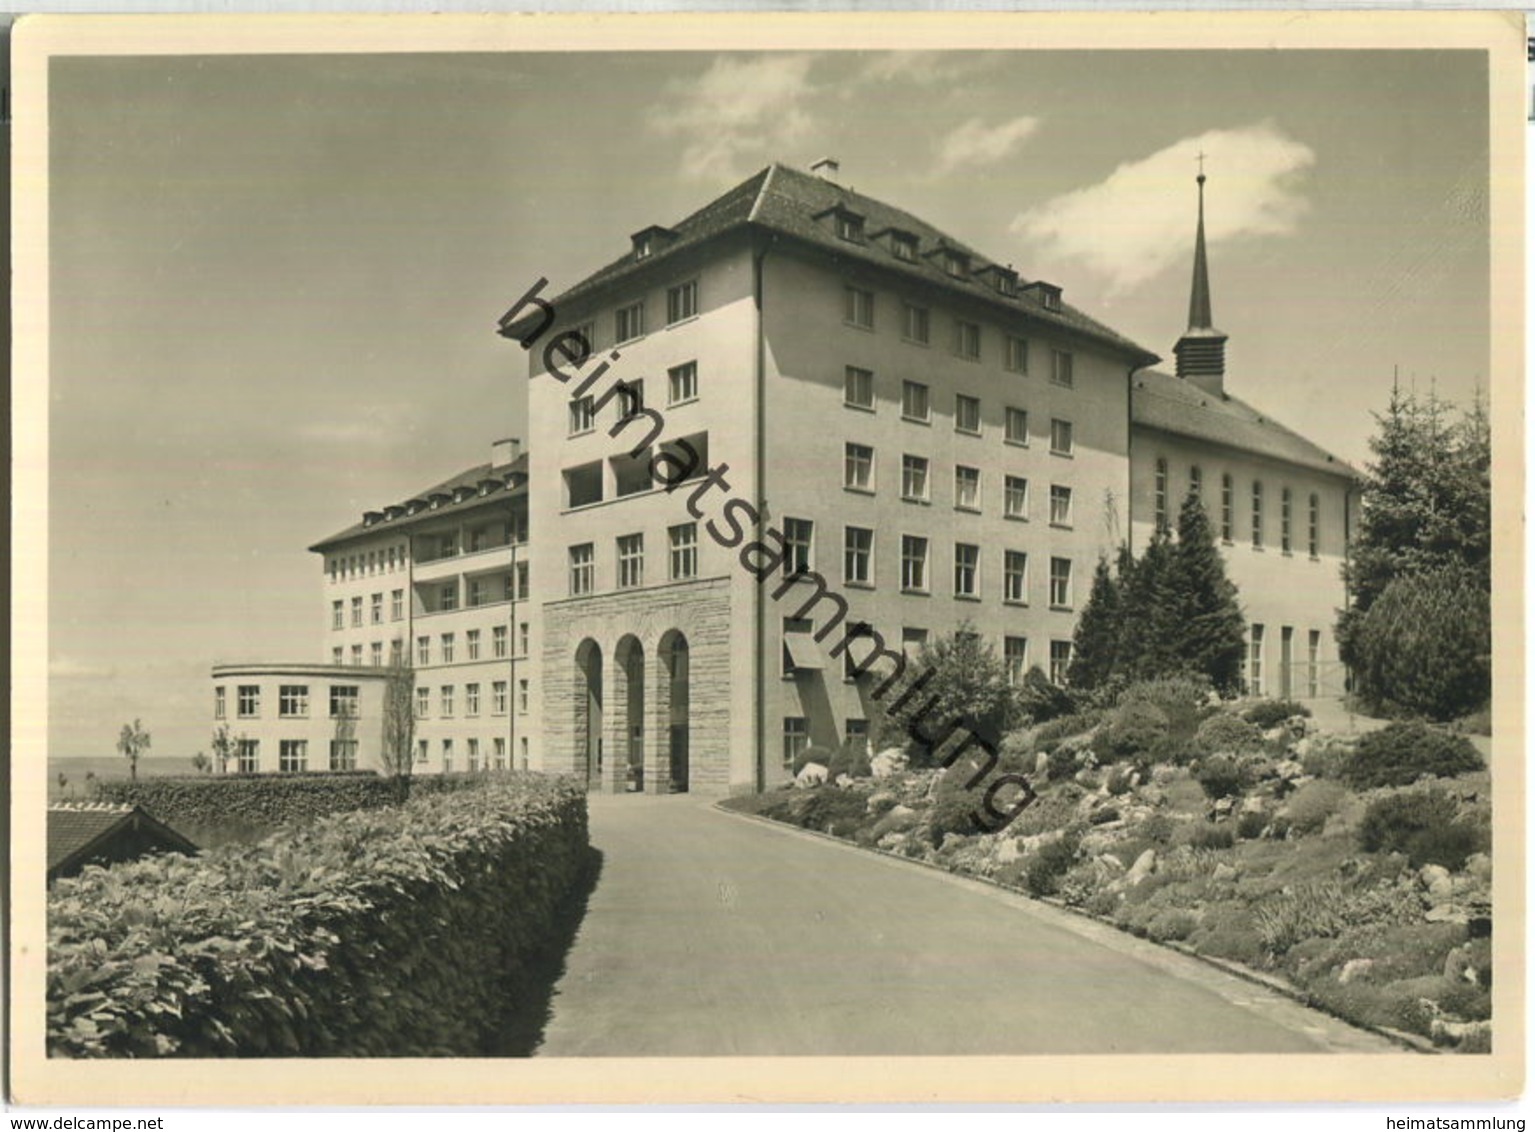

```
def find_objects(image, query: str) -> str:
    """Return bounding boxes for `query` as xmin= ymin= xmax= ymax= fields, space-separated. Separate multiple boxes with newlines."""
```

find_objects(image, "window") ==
xmin=1049 ymin=484 xmax=1073 ymax=527
xmin=516 ymin=561 xmax=530 ymax=601
xmin=615 ymin=301 xmax=645 ymax=343
xmin=1308 ymin=630 xmax=1321 ymax=698
xmin=494 ymin=737 xmax=508 ymax=770
xmin=332 ymin=646 xmax=343 ymax=665
xmin=1049 ymin=557 xmax=1073 ymax=608
xmin=441 ymin=633 xmax=455 ymax=664
xmin=440 ymin=685 xmax=455 ymax=718
xmin=901 ymin=626 xmax=929 ymax=656
xmin=390 ymin=639 xmax=404 ymax=666
xmin=519 ymin=622 xmax=530 ymax=656
xmin=1005 ymin=406 xmax=1029 ymax=445
xmin=370 ymin=642 xmax=383 ymax=667
xmin=669 ymin=522 xmax=698 ymax=580
xmin=835 ymin=213 xmax=864 ymax=242
xmin=439 ymin=582 xmax=458 ymax=612
xmin=783 ymin=618 xmax=811 ymax=678
xmin=214 ymin=687 xmax=226 ymax=720
xmin=1050 ymin=349 xmax=1074 ymax=387
xmin=1050 ymin=418 xmax=1073 ymax=455
xmin=237 ymin=685 xmax=260 ymax=719
xmin=568 ymin=395 xmax=596 ymax=436
xmin=492 ymin=625 xmax=509 ymax=659
xmin=901 ymin=455 xmax=930 ymax=501
xmin=1005 ymin=636 xmax=1028 ymax=685
xmin=783 ymin=518 xmax=813 ymax=578
xmin=331 ymin=600 xmax=343 ymax=630
xmin=1004 ymin=475 xmax=1029 ymax=519
xmin=370 ymin=593 xmax=383 ymax=625
xmin=953 ymin=543 xmax=979 ymax=598
xmin=1309 ymin=494 xmax=1320 ymax=558
xmin=667 ymin=280 xmax=698 ymax=324
xmin=901 ymin=380 xmax=930 ymax=422
xmin=845 ymin=718 xmax=870 ymax=745
xmin=618 ymin=379 xmax=645 ymax=420
xmin=902 ymin=302 xmax=930 ymax=344
xmin=1049 ymin=641 xmax=1072 ymax=686
xmin=329 ymin=739 xmax=357 ymax=772
xmin=943 ymin=250 xmax=967 ymax=278
xmin=237 ymin=739 xmax=260 ymax=774
xmin=442 ymin=739 xmax=454 ymax=773
xmin=1251 ymin=481 xmax=1264 ymax=548
xmin=1281 ymin=488 xmax=1293 ymax=554
xmin=616 ymin=533 xmax=645 ymax=588
xmin=569 ymin=544 xmax=595 ymax=596
xmin=842 ymin=623 xmax=874 ymax=682
xmin=468 ymin=579 xmax=485 ymax=608
xmin=954 ymin=320 xmax=981 ymax=360
xmin=668 ymin=361 xmax=698 ymax=405
xmin=1248 ymin=624 xmax=1266 ymax=696
xmin=518 ymin=679 xmax=529 ymax=713
xmin=782 ymin=718 xmax=809 ymax=770
xmin=955 ymin=394 xmax=981 ymax=434
xmin=844 ymin=442 xmax=874 ymax=491
xmin=519 ymin=737 xmax=529 ymax=769
xmin=1004 ymin=550 xmax=1028 ymax=604
xmin=467 ymin=739 xmax=480 ymax=773
xmin=416 ymin=636 xmax=430 ymax=665
xmin=893 ymin=234 xmax=918 ymax=262
xmin=467 ymin=629 xmax=481 ymax=660
xmin=351 ymin=645 xmax=363 ymax=666
xmin=901 ymin=535 xmax=929 ymax=592
xmin=330 ymin=685 xmax=359 ymax=720
xmin=1221 ymin=473 xmax=1234 ymax=541
xmin=1154 ymin=457 xmax=1169 ymax=531
xmin=391 ymin=589 xmax=404 ymax=621
xmin=415 ymin=686 xmax=429 ymax=718
xmin=493 ymin=680 xmax=509 ymax=715
xmin=351 ymin=596 xmax=363 ymax=627
xmin=279 ymin=739 xmax=307 ymax=773
xmin=844 ymin=286 xmax=874 ymax=329
xmin=844 ymin=526 xmax=873 ymax=585
xmin=466 ymin=683 xmax=480 ymax=717
xmin=1189 ymin=465 xmax=1203 ymax=505
xmin=1005 ymin=336 xmax=1029 ymax=374
xmin=844 ymin=366 xmax=874 ymax=409
xmin=954 ymin=465 xmax=980 ymax=510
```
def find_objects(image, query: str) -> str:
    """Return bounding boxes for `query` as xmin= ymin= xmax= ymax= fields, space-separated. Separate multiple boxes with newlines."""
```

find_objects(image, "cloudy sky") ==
xmin=43 ymin=47 xmax=1491 ymax=758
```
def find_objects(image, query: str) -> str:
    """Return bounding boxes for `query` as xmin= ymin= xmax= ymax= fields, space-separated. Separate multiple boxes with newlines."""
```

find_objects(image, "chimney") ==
xmin=491 ymin=437 xmax=522 ymax=468
xmin=810 ymin=157 xmax=840 ymax=181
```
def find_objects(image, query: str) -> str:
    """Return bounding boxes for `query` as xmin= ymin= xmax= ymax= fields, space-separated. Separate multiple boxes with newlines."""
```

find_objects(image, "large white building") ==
xmin=213 ymin=160 xmax=1357 ymax=793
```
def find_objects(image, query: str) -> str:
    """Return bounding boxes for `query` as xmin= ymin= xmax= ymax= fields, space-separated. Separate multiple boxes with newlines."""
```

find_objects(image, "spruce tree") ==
xmin=1166 ymin=490 xmax=1247 ymax=693
xmin=1117 ymin=528 xmax=1177 ymax=681
xmin=1068 ymin=555 xmax=1122 ymax=690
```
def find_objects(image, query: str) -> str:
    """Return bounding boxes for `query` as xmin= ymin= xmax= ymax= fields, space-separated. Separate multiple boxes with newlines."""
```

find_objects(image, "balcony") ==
xmin=412 ymin=541 xmax=520 ymax=584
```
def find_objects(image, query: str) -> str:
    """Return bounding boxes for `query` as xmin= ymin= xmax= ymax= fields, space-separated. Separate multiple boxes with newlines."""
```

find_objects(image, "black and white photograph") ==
xmin=10 ymin=11 xmax=1524 ymax=1106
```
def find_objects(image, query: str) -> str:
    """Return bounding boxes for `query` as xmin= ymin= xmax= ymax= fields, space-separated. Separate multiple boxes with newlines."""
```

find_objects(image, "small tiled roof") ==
xmin=1132 ymin=369 xmax=1359 ymax=480
xmin=47 ymin=803 xmax=198 ymax=877
xmin=309 ymin=452 xmax=528 ymax=553
xmin=510 ymin=162 xmax=1160 ymax=368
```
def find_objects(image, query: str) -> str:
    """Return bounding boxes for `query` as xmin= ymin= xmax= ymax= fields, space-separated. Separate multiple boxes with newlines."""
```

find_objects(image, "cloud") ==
xmin=934 ymin=116 xmax=1041 ymax=175
xmin=51 ymin=657 xmax=119 ymax=681
xmin=854 ymin=51 xmax=978 ymax=88
xmin=1010 ymin=123 xmax=1316 ymax=295
xmin=647 ymin=54 xmax=818 ymax=182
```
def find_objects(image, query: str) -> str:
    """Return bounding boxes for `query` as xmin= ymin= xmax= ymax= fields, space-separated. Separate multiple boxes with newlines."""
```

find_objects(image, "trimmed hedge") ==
xmin=48 ymin=774 xmax=588 ymax=1057
xmin=96 ymin=771 xmax=404 ymax=835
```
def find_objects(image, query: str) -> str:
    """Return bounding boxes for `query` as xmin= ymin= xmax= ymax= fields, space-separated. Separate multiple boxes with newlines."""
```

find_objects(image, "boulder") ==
xmin=834 ymin=773 xmax=856 ymax=789
xmin=1151 ymin=765 xmax=1178 ymax=786
xmin=1212 ymin=862 xmax=1238 ymax=883
xmin=940 ymin=832 xmax=969 ymax=854
xmin=1273 ymin=759 xmax=1304 ymax=781
xmin=1034 ymin=751 xmax=1051 ymax=779
xmin=1262 ymin=726 xmax=1289 ymax=745
xmin=1443 ymin=944 xmax=1479 ymax=985
xmin=1425 ymin=904 xmax=1468 ymax=925
xmin=994 ymin=838 xmax=1023 ymax=865
xmin=1338 ymin=958 xmax=1374 ymax=985
xmin=1125 ymin=848 xmax=1157 ymax=886
xmin=876 ymin=831 xmax=908 ymax=852
xmin=865 ymin=790 xmax=898 ymax=815
xmin=870 ymin=747 xmax=909 ymax=779
xmin=1465 ymin=852 xmax=1493 ymax=885
xmin=795 ymin=762 xmax=829 ymax=788
xmin=871 ymin=804 xmax=918 ymax=838
xmin=1292 ymin=736 xmax=1316 ymax=761
xmin=1419 ymin=864 xmax=1455 ymax=900
xmin=1430 ymin=1018 xmax=1491 ymax=1049
xmin=1239 ymin=794 xmax=1268 ymax=815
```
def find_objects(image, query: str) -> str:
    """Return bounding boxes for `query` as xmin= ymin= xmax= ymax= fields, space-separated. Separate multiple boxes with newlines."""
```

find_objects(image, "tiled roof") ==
xmin=518 ymin=162 xmax=1160 ymax=367
xmin=47 ymin=803 xmax=198 ymax=877
xmin=309 ymin=452 xmax=529 ymax=552
xmin=1132 ymin=370 xmax=1359 ymax=480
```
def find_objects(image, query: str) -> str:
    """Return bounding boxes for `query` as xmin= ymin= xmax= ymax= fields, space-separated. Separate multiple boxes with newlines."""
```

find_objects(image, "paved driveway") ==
xmin=534 ymin=795 xmax=1399 ymax=1057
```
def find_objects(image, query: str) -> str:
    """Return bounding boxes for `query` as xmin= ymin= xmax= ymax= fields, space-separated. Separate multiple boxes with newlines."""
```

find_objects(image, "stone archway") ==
xmin=574 ymin=638 xmax=603 ymax=791
xmin=613 ymin=634 xmax=645 ymax=794
xmin=657 ymin=630 xmax=690 ymax=793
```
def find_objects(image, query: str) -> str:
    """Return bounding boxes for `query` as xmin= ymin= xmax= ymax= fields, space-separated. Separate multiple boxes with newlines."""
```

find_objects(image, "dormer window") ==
xmin=891 ymin=233 xmax=918 ymax=263
xmin=1022 ymin=280 xmax=1063 ymax=311
xmin=635 ymin=234 xmax=653 ymax=260
xmin=836 ymin=212 xmax=864 ymax=242
xmin=629 ymin=224 xmax=676 ymax=263
xmin=943 ymin=250 xmax=969 ymax=279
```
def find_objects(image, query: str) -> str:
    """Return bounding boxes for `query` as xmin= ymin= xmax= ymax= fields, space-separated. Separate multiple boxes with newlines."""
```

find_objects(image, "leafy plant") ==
xmin=1357 ymin=788 xmax=1488 ymax=870
xmin=1195 ymin=755 xmax=1250 ymax=800
xmin=1193 ymin=712 xmax=1264 ymax=755
xmin=1025 ymin=832 xmax=1081 ymax=896
xmin=1243 ymin=699 xmax=1312 ymax=729
xmin=1341 ymin=721 xmax=1483 ymax=789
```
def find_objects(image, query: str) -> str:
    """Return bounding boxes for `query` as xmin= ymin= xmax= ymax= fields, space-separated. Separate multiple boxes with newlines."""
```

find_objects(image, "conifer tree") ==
xmin=1067 ymin=555 xmax=1122 ymax=690
xmin=1117 ymin=527 xmax=1177 ymax=680
xmin=1165 ymin=490 xmax=1247 ymax=693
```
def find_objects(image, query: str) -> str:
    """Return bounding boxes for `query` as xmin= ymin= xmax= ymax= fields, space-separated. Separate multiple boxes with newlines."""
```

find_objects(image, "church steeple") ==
xmin=1173 ymin=165 xmax=1228 ymax=396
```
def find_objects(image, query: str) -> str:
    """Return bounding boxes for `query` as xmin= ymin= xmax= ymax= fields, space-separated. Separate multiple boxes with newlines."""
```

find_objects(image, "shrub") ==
xmin=791 ymin=745 xmax=838 ymax=777
xmin=1145 ymin=908 xmax=1199 ymax=943
xmin=1104 ymin=765 xmax=1135 ymax=796
xmin=791 ymin=787 xmax=870 ymax=834
xmin=1034 ymin=710 xmax=1103 ymax=749
xmin=1282 ymin=780 xmax=1349 ymax=837
xmin=1193 ymin=713 xmax=1264 ymax=756
xmin=1098 ymin=702 xmax=1170 ymax=763
xmin=1025 ymin=832 xmax=1081 ymax=896
xmin=1300 ymin=740 xmax=1353 ymax=781
xmin=1046 ymin=745 xmax=1079 ymax=783
xmin=1189 ymin=824 xmax=1235 ymax=851
xmin=48 ymin=775 xmax=588 ymax=1058
xmin=1357 ymin=788 xmax=1488 ymax=870
xmin=1116 ymin=676 xmax=1212 ymax=743
xmin=1195 ymin=755 xmax=1250 ymax=800
xmin=1243 ymin=699 xmax=1312 ymax=729
xmin=1236 ymin=810 xmax=1269 ymax=840
xmin=826 ymin=740 xmax=872 ymax=780
xmin=1016 ymin=665 xmax=1077 ymax=725
xmin=1342 ymin=721 xmax=1483 ymax=789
